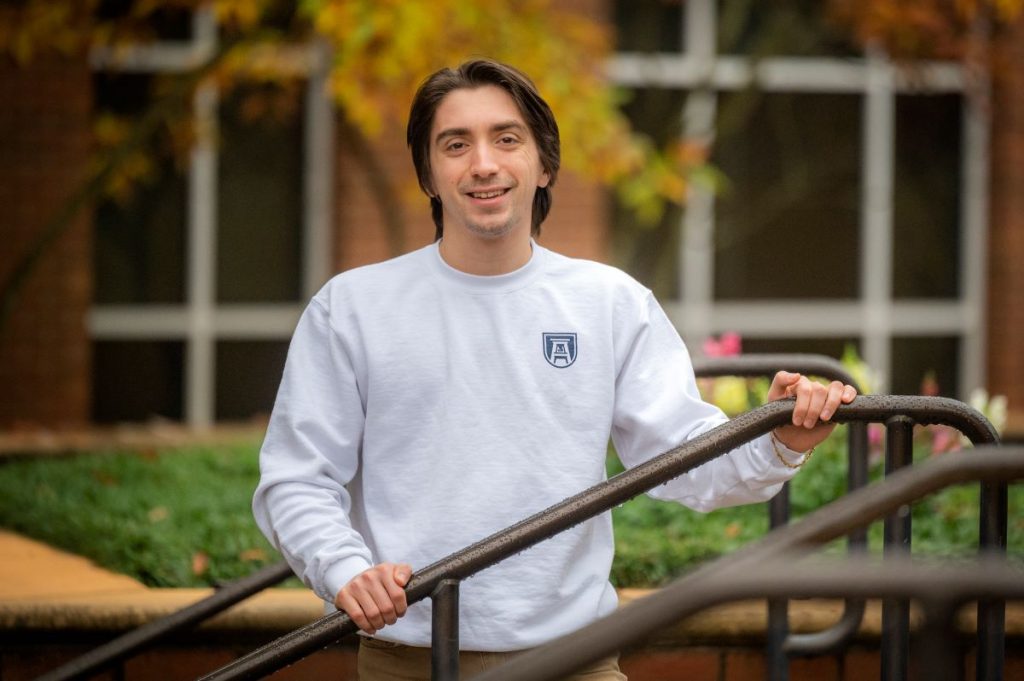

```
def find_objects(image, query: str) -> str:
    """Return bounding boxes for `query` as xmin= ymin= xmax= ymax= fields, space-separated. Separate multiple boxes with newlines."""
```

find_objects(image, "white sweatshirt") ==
xmin=253 ymin=241 xmax=803 ymax=651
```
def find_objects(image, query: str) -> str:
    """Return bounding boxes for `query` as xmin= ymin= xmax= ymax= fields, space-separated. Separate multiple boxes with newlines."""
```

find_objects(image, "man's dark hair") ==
xmin=407 ymin=59 xmax=561 ymax=239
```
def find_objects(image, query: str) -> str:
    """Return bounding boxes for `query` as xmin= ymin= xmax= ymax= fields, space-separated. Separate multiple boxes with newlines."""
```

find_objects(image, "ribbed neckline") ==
xmin=426 ymin=239 xmax=547 ymax=294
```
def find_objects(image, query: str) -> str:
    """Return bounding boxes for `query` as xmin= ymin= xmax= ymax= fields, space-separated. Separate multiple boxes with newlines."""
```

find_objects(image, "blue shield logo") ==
xmin=543 ymin=332 xmax=577 ymax=368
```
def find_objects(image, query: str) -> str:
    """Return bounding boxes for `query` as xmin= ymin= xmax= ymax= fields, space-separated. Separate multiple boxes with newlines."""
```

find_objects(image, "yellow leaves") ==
xmin=3 ymin=0 xmax=703 ymax=217
xmin=93 ymin=114 xmax=156 ymax=205
xmin=214 ymin=0 xmax=268 ymax=32
xmin=0 ymin=0 xmax=96 ymax=64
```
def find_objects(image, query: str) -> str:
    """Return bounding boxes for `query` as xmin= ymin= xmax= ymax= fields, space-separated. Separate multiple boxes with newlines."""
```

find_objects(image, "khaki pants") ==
xmin=358 ymin=637 xmax=627 ymax=681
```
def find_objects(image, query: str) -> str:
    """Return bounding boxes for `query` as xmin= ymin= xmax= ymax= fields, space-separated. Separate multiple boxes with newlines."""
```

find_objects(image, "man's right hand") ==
xmin=334 ymin=562 xmax=412 ymax=635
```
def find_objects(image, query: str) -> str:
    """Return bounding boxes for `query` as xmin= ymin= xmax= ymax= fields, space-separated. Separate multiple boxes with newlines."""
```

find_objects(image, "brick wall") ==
xmin=0 ymin=58 xmax=93 ymax=430
xmin=987 ymin=14 xmax=1024 ymax=439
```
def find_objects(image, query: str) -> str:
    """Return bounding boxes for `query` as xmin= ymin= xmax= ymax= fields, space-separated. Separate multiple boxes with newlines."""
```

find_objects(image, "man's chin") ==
xmin=465 ymin=220 xmax=517 ymax=239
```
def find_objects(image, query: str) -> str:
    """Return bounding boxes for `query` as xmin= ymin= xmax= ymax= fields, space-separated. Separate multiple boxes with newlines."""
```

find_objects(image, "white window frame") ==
xmin=610 ymin=0 xmax=988 ymax=397
xmin=88 ymin=8 xmax=334 ymax=426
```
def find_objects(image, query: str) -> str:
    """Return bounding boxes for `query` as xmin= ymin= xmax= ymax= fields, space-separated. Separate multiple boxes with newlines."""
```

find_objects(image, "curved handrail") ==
xmin=467 ymin=446 xmax=1024 ymax=681
xmin=692 ymin=352 xmax=859 ymax=387
xmin=692 ymin=353 xmax=867 ymax=656
xmin=198 ymin=395 xmax=999 ymax=681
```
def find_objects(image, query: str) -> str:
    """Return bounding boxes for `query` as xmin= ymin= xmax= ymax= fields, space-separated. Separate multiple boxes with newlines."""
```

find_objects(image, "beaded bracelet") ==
xmin=770 ymin=431 xmax=814 ymax=469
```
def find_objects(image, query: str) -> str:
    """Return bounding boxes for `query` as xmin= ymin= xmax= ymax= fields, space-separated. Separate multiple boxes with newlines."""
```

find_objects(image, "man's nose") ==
xmin=470 ymin=144 xmax=499 ymax=176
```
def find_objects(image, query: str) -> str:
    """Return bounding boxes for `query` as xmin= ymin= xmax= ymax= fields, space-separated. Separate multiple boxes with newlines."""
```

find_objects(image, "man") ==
xmin=253 ymin=59 xmax=856 ymax=680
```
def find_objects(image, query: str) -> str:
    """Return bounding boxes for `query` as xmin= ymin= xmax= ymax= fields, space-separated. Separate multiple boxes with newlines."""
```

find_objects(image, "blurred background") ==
xmin=1 ymin=0 xmax=1022 ymax=438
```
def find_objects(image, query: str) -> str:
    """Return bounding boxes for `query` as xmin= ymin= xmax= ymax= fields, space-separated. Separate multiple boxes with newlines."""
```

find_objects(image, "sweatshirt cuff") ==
xmin=321 ymin=555 xmax=374 ymax=604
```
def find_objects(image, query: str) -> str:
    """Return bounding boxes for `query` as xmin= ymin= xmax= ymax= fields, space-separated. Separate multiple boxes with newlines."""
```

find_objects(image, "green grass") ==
xmin=0 ymin=429 xmax=1020 ymax=589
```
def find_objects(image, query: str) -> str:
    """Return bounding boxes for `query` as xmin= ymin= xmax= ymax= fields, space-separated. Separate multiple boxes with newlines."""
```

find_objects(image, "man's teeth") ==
xmin=471 ymin=189 xmax=505 ymax=199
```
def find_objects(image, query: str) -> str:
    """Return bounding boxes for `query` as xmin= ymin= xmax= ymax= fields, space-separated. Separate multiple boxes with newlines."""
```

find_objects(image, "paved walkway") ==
xmin=0 ymin=529 xmax=323 ymax=633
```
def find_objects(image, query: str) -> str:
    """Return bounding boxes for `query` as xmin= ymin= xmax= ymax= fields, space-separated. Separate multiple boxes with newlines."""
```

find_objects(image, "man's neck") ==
xmin=438 ymin=232 xmax=533 ymax=276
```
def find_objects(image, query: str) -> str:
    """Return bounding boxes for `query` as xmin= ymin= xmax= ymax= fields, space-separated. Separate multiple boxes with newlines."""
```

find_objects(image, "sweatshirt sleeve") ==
xmin=252 ymin=295 xmax=374 ymax=603
xmin=610 ymin=292 xmax=803 ymax=512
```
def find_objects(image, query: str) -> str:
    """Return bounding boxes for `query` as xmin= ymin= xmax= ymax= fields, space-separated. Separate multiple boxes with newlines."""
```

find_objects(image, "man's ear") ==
xmin=539 ymin=169 xmax=551 ymax=189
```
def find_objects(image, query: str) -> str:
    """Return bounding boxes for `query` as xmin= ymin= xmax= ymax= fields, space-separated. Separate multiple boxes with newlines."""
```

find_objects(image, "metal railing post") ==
xmin=978 ymin=476 xmax=1008 ymax=681
xmin=431 ymin=579 xmax=460 ymax=681
xmin=766 ymin=485 xmax=790 ymax=681
xmin=882 ymin=416 xmax=915 ymax=681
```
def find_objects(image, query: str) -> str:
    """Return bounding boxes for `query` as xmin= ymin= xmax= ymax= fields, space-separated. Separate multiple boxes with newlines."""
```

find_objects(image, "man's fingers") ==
xmin=819 ymin=381 xmax=847 ymax=421
xmin=336 ymin=591 xmax=376 ymax=635
xmin=335 ymin=562 xmax=412 ymax=634
xmin=800 ymin=384 xmax=827 ymax=428
xmin=388 ymin=564 xmax=412 ymax=617
xmin=768 ymin=370 xmax=803 ymax=401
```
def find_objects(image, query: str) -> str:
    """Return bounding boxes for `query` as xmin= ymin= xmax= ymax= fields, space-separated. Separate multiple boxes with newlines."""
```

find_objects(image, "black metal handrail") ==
xmin=34 ymin=561 xmax=295 ymax=681
xmin=198 ymin=395 xmax=1000 ymax=681
xmin=692 ymin=353 xmax=869 ymax=668
xmin=468 ymin=446 xmax=1024 ymax=681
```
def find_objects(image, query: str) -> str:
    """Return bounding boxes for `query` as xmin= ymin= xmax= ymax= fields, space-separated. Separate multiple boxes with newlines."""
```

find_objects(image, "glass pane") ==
xmin=92 ymin=341 xmax=184 ymax=423
xmin=93 ymin=73 xmax=187 ymax=305
xmin=613 ymin=0 xmax=685 ymax=53
xmin=893 ymin=94 xmax=961 ymax=299
xmin=215 ymin=341 xmax=290 ymax=421
xmin=217 ymin=82 xmax=305 ymax=304
xmin=713 ymin=91 xmax=861 ymax=300
xmin=891 ymin=336 xmax=959 ymax=397
xmin=740 ymin=336 xmax=860 ymax=363
xmin=612 ymin=88 xmax=688 ymax=299
xmin=717 ymin=0 xmax=859 ymax=57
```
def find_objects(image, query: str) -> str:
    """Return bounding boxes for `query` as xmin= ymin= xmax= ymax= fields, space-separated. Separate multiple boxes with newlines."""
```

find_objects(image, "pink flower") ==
xmin=703 ymin=332 xmax=742 ymax=357
xmin=931 ymin=425 xmax=962 ymax=455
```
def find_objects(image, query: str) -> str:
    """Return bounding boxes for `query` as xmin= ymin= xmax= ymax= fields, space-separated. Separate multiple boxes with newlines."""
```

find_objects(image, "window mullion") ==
xmin=185 ymin=81 xmax=218 ymax=427
xmin=860 ymin=47 xmax=895 ymax=389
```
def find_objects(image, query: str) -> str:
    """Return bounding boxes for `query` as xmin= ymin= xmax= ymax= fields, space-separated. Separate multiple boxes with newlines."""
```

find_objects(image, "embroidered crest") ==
xmin=543 ymin=332 xmax=578 ymax=368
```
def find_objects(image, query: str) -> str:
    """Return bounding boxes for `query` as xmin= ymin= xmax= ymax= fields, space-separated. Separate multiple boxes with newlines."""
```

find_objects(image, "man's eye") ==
xmin=499 ymin=136 xmax=519 ymax=145
xmin=446 ymin=141 xmax=467 ymax=152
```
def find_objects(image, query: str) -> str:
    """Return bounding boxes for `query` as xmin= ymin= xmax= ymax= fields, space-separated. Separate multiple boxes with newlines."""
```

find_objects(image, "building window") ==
xmin=610 ymin=0 xmax=986 ymax=398
xmin=89 ymin=9 xmax=333 ymax=426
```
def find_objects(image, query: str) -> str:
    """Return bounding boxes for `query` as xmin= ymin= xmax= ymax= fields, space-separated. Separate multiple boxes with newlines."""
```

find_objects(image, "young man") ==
xmin=253 ymin=59 xmax=856 ymax=680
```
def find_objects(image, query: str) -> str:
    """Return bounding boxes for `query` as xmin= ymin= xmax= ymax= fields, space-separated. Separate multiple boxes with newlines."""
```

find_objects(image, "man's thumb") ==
xmin=394 ymin=565 xmax=411 ymax=586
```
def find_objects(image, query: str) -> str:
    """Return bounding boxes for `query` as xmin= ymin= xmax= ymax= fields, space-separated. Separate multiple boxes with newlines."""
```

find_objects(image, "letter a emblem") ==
xmin=543 ymin=332 xmax=577 ymax=368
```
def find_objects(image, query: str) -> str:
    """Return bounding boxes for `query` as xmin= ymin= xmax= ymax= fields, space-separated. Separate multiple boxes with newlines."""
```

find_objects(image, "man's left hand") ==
xmin=767 ymin=371 xmax=857 ymax=454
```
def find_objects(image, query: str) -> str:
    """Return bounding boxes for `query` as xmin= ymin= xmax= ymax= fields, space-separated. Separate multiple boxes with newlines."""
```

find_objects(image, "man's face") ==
xmin=427 ymin=85 xmax=550 ymax=241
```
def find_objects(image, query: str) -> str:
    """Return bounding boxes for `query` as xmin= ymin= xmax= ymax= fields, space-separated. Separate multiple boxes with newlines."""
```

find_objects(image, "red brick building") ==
xmin=1 ymin=1 xmax=1022 ymax=437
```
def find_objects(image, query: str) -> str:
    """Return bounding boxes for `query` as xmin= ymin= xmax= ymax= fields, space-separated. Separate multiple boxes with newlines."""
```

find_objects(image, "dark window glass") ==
xmin=740 ymin=337 xmax=860 ymax=363
xmin=893 ymin=94 xmax=962 ymax=299
xmin=92 ymin=341 xmax=184 ymax=422
xmin=96 ymin=0 xmax=192 ymax=41
xmin=217 ymin=82 xmax=305 ymax=303
xmin=614 ymin=0 xmax=685 ymax=52
xmin=93 ymin=73 xmax=187 ymax=304
xmin=215 ymin=341 xmax=290 ymax=421
xmin=891 ymin=336 xmax=959 ymax=397
xmin=713 ymin=91 xmax=861 ymax=300
xmin=612 ymin=87 xmax=688 ymax=298
xmin=716 ymin=0 xmax=859 ymax=57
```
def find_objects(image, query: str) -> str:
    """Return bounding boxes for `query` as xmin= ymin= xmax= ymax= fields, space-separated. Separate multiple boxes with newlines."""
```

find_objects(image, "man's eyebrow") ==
xmin=434 ymin=120 xmax=527 ymax=146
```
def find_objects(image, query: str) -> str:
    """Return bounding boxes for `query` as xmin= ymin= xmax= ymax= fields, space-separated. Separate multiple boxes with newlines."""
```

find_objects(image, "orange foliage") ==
xmin=0 ymin=0 xmax=704 ymax=221
xmin=829 ymin=0 xmax=1023 ymax=60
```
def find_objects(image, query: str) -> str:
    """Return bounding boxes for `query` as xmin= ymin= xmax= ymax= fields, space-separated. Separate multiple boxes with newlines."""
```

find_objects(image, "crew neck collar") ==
xmin=428 ymin=239 xmax=546 ymax=293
